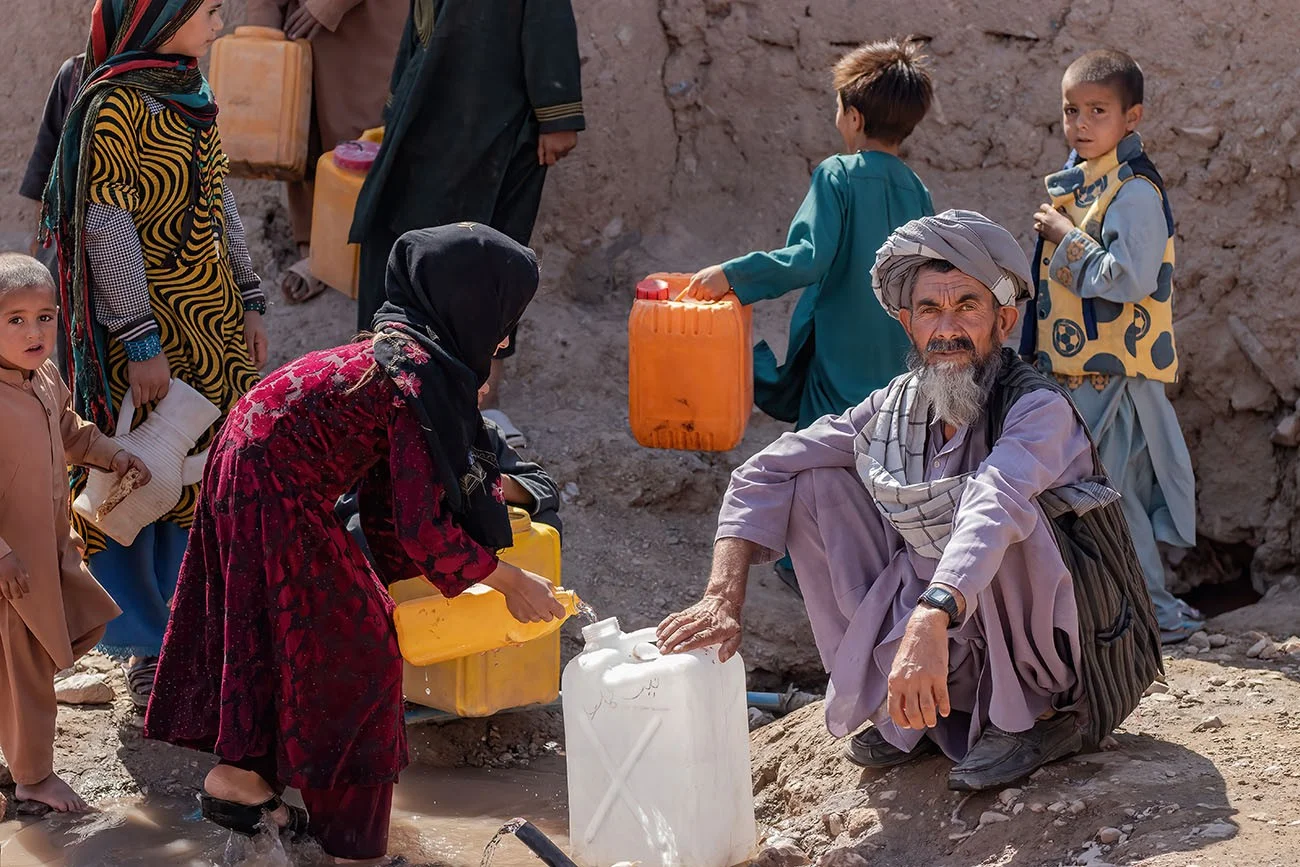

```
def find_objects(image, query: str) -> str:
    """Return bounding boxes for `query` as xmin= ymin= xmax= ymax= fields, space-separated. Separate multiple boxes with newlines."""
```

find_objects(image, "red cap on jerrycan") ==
xmin=635 ymin=277 xmax=671 ymax=301
xmin=333 ymin=140 xmax=381 ymax=173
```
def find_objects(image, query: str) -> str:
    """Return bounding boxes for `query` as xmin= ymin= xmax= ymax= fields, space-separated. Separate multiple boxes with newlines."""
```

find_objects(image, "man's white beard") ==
xmin=908 ymin=345 xmax=1003 ymax=429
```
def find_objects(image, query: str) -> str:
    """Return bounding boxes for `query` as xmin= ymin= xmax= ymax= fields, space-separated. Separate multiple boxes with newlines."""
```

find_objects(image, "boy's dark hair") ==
xmin=0 ymin=252 xmax=56 ymax=301
xmin=833 ymin=38 xmax=933 ymax=145
xmin=1064 ymin=50 xmax=1144 ymax=109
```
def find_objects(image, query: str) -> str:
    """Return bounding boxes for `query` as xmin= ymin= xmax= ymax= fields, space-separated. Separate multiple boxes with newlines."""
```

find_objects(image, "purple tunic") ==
xmin=718 ymin=385 xmax=1093 ymax=758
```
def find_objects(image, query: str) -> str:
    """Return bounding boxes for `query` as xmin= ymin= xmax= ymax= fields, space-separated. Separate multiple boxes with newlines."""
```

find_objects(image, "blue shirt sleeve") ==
xmin=1048 ymin=179 xmax=1167 ymax=305
xmin=720 ymin=160 xmax=848 ymax=304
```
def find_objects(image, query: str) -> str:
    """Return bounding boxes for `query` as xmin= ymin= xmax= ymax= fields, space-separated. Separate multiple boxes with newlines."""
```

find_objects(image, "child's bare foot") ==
xmin=15 ymin=773 xmax=91 ymax=813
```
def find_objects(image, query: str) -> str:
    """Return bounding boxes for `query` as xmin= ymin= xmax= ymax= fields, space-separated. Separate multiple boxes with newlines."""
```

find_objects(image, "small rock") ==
xmin=998 ymin=788 xmax=1023 ymax=807
xmin=1048 ymin=801 xmax=1067 ymax=814
xmin=823 ymin=813 xmax=844 ymax=837
xmin=1260 ymin=642 xmax=1282 ymax=661
xmin=54 ymin=672 xmax=114 ymax=705
xmin=1208 ymin=676 xmax=1228 ymax=686
xmin=1069 ymin=800 xmax=1086 ymax=815
xmin=1193 ymin=715 xmax=1225 ymax=732
xmin=1013 ymin=803 xmax=1026 ymax=816
xmin=846 ymin=808 xmax=876 ymax=837
xmin=877 ymin=789 xmax=898 ymax=802
xmin=980 ymin=811 xmax=1010 ymax=825
xmin=1187 ymin=631 xmax=1212 ymax=650
xmin=1208 ymin=634 xmax=1229 ymax=648
xmin=1029 ymin=803 xmax=1046 ymax=814
xmin=748 ymin=708 xmax=777 ymax=731
xmin=752 ymin=841 xmax=811 ymax=867
xmin=1144 ymin=680 xmax=1170 ymax=696
xmin=1121 ymin=824 xmax=1134 ymax=833
xmin=815 ymin=848 xmax=869 ymax=867
xmin=560 ymin=482 xmax=580 ymax=504
xmin=1098 ymin=827 xmax=1123 ymax=844
xmin=1247 ymin=638 xmax=1270 ymax=658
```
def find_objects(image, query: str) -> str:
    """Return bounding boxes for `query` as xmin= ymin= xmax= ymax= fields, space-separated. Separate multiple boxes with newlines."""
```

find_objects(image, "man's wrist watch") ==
xmin=917 ymin=585 xmax=960 ymax=627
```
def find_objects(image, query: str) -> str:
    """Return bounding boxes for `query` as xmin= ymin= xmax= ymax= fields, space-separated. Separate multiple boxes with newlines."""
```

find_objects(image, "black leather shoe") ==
xmin=843 ymin=725 xmax=940 ymax=769
xmin=947 ymin=713 xmax=1083 ymax=791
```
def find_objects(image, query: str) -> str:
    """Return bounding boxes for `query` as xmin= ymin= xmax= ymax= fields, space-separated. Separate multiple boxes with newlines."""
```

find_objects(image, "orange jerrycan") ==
xmin=390 ymin=508 xmax=570 ymax=717
xmin=209 ymin=27 xmax=311 ymax=181
xmin=309 ymin=138 xmax=381 ymax=299
xmin=628 ymin=273 xmax=753 ymax=451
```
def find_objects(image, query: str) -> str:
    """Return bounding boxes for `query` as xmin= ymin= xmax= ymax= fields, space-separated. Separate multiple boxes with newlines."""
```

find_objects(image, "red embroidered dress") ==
xmin=144 ymin=339 xmax=498 ymax=789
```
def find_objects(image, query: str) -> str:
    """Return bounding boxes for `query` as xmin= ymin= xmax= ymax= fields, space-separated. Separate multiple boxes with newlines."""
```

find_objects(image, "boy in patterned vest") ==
xmin=1024 ymin=50 xmax=1201 ymax=643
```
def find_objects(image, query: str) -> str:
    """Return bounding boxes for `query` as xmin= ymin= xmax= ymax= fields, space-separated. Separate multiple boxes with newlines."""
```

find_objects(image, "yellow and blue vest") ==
xmin=1023 ymin=133 xmax=1179 ymax=382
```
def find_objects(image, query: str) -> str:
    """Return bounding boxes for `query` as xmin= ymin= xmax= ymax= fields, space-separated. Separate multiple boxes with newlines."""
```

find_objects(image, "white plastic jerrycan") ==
xmin=562 ymin=618 xmax=756 ymax=867
xmin=73 ymin=379 xmax=221 ymax=547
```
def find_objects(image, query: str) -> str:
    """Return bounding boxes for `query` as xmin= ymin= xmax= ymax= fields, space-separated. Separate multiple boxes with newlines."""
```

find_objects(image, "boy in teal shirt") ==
xmin=684 ymin=38 xmax=935 ymax=431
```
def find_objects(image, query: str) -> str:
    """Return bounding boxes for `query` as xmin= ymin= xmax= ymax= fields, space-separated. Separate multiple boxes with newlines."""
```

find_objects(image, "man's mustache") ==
xmin=926 ymin=337 xmax=976 ymax=355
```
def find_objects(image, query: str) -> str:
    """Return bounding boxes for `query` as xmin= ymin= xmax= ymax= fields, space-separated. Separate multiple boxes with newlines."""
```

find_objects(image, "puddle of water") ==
xmin=0 ymin=761 xmax=570 ymax=867
xmin=388 ymin=760 xmax=569 ymax=867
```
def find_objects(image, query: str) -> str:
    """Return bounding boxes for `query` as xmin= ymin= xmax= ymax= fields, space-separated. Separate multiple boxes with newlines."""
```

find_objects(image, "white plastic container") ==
xmin=562 ymin=618 xmax=756 ymax=867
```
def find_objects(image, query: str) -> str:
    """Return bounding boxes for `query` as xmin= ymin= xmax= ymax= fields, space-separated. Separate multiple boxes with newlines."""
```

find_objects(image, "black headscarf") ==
xmin=372 ymin=223 xmax=540 ymax=551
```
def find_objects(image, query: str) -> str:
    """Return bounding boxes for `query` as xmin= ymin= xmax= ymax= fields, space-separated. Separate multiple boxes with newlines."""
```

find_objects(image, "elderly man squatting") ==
xmin=659 ymin=210 xmax=1098 ymax=791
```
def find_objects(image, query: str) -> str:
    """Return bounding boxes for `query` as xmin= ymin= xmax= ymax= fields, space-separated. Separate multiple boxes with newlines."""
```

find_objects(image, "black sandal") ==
xmin=200 ymin=793 xmax=310 ymax=838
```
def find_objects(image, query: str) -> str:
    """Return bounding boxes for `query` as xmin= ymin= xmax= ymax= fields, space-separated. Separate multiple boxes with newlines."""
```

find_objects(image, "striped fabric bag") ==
xmin=988 ymin=350 xmax=1164 ymax=748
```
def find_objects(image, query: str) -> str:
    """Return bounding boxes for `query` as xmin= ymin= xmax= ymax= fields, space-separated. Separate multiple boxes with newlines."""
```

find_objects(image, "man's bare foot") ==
xmin=203 ymin=765 xmax=290 ymax=829
xmin=15 ymin=773 xmax=91 ymax=813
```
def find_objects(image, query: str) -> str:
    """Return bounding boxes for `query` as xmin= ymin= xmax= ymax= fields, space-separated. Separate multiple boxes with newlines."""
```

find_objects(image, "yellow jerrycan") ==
xmin=309 ymin=127 xmax=384 ymax=299
xmin=209 ymin=27 xmax=312 ymax=180
xmin=390 ymin=507 xmax=574 ymax=716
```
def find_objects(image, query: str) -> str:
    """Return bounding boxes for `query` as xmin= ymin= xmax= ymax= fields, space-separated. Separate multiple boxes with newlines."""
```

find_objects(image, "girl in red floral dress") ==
xmin=143 ymin=224 xmax=563 ymax=863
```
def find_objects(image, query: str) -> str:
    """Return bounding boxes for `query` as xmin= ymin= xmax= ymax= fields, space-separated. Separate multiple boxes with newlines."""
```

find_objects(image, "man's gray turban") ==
xmin=871 ymin=209 xmax=1035 ymax=319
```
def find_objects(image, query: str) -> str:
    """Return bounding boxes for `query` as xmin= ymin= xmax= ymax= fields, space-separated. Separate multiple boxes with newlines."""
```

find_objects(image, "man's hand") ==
xmin=285 ymin=5 xmax=323 ymax=40
xmin=682 ymin=264 xmax=732 ymax=302
xmin=887 ymin=606 xmax=952 ymax=730
xmin=482 ymin=564 xmax=567 ymax=623
xmin=0 ymin=552 xmax=31 ymax=601
xmin=537 ymin=131 xmax=578 ymax=166
xmin=127 ymin=353 xmax=171 ymax=407
xmin=1033 ymin=204 xmax=1074 ymax=245
xmin=245 ymin=311 xmax=269 ymax=370
xmin=657 ymin=596 xmax=743 ymax=661
xmin=109 ymin=450 xmax=153 ymax=487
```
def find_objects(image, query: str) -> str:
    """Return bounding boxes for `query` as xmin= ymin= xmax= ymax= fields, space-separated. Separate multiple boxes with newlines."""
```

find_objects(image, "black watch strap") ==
xmin=918 ymin=585 xmax=960 ymax=626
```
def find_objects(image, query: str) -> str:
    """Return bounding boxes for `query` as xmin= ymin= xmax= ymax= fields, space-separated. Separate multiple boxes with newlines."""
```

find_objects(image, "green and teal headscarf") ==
xmin=41 ymin=0 xmax=218 ymax=429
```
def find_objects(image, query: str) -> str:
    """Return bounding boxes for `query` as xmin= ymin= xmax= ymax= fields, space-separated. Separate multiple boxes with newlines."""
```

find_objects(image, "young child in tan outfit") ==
xmin=0 ymin=253 xmax=149 ymax=812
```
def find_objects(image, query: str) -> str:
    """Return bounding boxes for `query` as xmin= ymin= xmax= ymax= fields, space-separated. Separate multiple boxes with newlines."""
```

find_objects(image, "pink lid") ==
xmin=333 ymin=140 xmax=380 ymax=173
xmin=635 ymin=278 xmax=670 ymax=301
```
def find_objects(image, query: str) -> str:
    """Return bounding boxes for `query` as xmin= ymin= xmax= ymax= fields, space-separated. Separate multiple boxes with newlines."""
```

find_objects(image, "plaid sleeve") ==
xmin=221 ymin=183 xmax=266 ymax=313
xmin=84 ymin=202 xmax=160 ymax=359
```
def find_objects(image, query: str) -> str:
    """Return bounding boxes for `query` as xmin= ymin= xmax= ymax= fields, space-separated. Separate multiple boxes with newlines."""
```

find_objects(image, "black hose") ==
xmin=510 ymin=820 xmax=579 ymax=867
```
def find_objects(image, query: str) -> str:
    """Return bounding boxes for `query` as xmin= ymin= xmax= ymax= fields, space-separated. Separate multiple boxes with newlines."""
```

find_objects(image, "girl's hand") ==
xmin=482 ymin=564 xmax=566 ymax=623
xmin=109 ymin=450 xmax=153 ymax=487
xmin=0 ymin=552 xmax=31 ymax=601
xmin=245 ymin=311 xmax=269 ymax=370
xmin=127 ymin=354 xmax=171 ymax=406
xmin=1033 ymin=204 xmax=1074 ymax=245
xmin=682 ymin=265 xmax=732 ymax=302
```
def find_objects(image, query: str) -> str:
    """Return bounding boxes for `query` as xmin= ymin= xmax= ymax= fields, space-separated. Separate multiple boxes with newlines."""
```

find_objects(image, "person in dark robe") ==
xmin=349 ymin=0 xmax=585 ymax=433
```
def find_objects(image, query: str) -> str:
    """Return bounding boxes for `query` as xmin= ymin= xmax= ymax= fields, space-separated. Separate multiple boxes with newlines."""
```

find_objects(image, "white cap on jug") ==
xmin=582 ymin=617 xmax=621 ymax=647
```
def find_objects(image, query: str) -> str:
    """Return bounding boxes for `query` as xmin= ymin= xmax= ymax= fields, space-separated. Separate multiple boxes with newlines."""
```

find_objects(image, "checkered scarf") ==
xmin=854 ymin=372 xmax=971 ymax=560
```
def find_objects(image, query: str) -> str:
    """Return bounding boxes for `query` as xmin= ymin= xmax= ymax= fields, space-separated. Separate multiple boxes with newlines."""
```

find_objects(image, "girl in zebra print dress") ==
xmin=41 ymin=0 xmax=270 ymax=707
